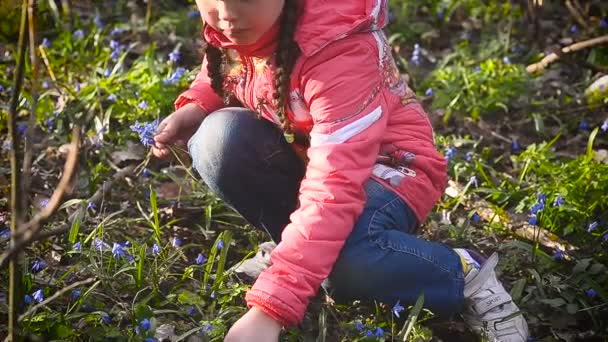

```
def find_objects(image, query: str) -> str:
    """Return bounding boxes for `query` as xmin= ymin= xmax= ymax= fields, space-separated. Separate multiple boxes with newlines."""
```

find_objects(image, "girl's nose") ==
xmin=216 ymin=1 xmax=239 ymax=24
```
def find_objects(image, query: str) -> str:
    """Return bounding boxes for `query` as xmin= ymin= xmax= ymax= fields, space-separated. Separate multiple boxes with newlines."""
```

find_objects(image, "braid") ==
xmin=273 ymin=0 xmax=301 ymax=144
xmin=203 ymin=33 xmax=226 ymax=102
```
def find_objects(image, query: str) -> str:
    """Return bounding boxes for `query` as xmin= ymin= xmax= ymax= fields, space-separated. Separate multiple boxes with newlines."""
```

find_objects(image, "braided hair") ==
xmin=203 ymin=0 xmax=301 ymax=143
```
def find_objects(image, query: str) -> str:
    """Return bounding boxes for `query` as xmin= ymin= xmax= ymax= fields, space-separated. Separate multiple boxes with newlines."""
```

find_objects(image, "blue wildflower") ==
xmin=94 ymin=15 xmax=103 ymax=29
xmin=0 ymin=85 xmax=4 ymax=92
xmin=104 ymin=68 xmax=112 ymax=77
xmin=109 ymin=40 xmax=120 ymax=50
xmin=512 ymin=139 xmax=520 ymax=152
xmin=74 ymin=83 xmax=81 ymax=92
xmin=112 ymin=243 xmax=126 ymax=259
xmin=169 ymin=51 xmax=181 ymax=63
xmin=538 ymin=194 xmax=547 ymax=204
xmin=601 ymin=18 xmax=608 ymax=28
xmin=465 ymin=151 xmax=474 ymax=161
xmin=138 ymin=100 xmax=149 ymax=109
xmin=470 ymin=176 xmax=478 ymax=187
xmin=142 ymin=168 xmax=151 ymax=178
xmin=108 ymin=94 xmax=117 ymax=102
xmin=0 ymin=228 xmax=10 ymax=238
xmin=425 ymin=88 xmax=434 ymax=97
xmin=42 ymin=81 xmax=49 ymax=89
xmin=187 ymin=306 xmax=196 ymax=315
xmin=217 ymin=240 xmax=224 ymax=250
xmin=210 ymin=291 xmax=216 ymax=298
xmin=17 ymin=124 xmax=27 ymax=135
xmin=110 ymin=49 xmax=120 ymax=60
xmin=503 ymin=56 xmax=511 ymax=64
xmin=553 ymin=250 xmax=565 ymax=261
xmin=45 ymin=117 xmax=55 ymax=131
xmin=71 ymin=289 xmax=81 ymax=299
xmin=531 ymin=203 xmax=544 ymax=215
xmin=587 ymin=221 xmax=598 ymax=233
xmin=355 ymin=320 xmax=364 ymax=331
xmin=188 ymin=10 xmax=201 ymax=18
xmin=411 ymin=43 xmax=421 ymax=66
xmin=437 ymin=10 xmax=444 ymax=21
xmin=579 ymin=120 xmax=590 ymax=131
xmin=445 ymin=146 xmax=457 ymax=161
xmin=94 ymin=237 xmax=109 ymax=252
xmin=127 ymin=255 xmax=134 ymax=263
xmin=111 ymin=27 xmax=124 ymax=35
xmin=172 ymin=237 xmax=183 ymax=247
xmin=163 ymin=67 xmax=187 ymax=85
xmin=601 ymin=120 xmax=608 ymax=133
xmin=585 ymin=288 xmax=597 ymax=299
xmin=365 ymin=330 xmax=374 ymax=337
xmin=603 ymin=233 xmax=608 ymax=242
xmin=196 ymin=253 xmax=207 ymax=265
xmin=31 ymin=259 xmax=48 ymax=273
xmin=24 ymin=294 xmax=33 ymax=304
xmin=202 ymin=324 xmax=214 ymax=333
xmin=375 ymin=327 xmax=384 ymax=337
xmin=87 ymin=202 xmax=97 ymax=211
xmin=570 ymin=25 xmax=578 ymax=34
xmin=474 ymin=65 xmax=482 ymax=73
xmin=392 ymin=300 xmax=405 ymax=318
xmin=140 ymin=318 xmax=151 ymax=331
xmin=101 ymin=315 xmax=111 ymax=324
xmin=123 ymin=240 xmax=131 ymax=247
xmin=471 ymin=212 xmax=481 ymax=224
xmin=73 ymin=241 xmax=82 ymax=252
xmin=73 ymin=29 xmax=84 ymax=40
xmin=39 ymin=198 xmax=50 ymax=207
xmin=130 ymin=119 xmax=159 ymax=146
xmin=33 ymin=289 xmax=44 ymax=303
xmin=152 ymin=244 xmax=161 ymax=255
xmin=41 ymin=38 xmax=51 ymax=48
xmin=528 ymin=216 xmax=537 ymax=226
xmin=552 ymin=196 xmax=565 ymax=207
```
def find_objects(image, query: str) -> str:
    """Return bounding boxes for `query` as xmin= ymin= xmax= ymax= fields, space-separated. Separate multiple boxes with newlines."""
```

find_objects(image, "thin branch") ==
xmin=18 ymin=277 xmax=97 ymax=322
xmin=565 ymin=0 xmax=590 ymax=31
xmin=526 ymin=35 xmax=608 ymax=73
xmin=7 ymin=0 xmax=29 ymax=339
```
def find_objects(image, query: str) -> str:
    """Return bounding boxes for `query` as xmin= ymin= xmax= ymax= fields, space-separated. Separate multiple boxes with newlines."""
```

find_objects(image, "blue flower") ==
xmin=465 ymin=151 xmax=474 ymax=161
xmin=570 ymin=25 xmax=578 ymax=34
xmin=94 ymin=15 xmax=103 ymax=29
xmin=39 ymin=198 xmax=50 ymax=207
xmin=601 ymin=18 xmax=608 ymax=28
xmin=142 ymin=168 xmax=151 ymax=178
xmin=24 ymin=294 xmax=32 ymax=304
xmin=585 ymin=288 xmax=596 ymax=299
xmin=503 ymin=56 xmax=511 ymax=65
xmin=94 ymin=237 xmax=109 ymax=252
xmin=601 ymin=120 xmax=608 ymax=133
xmin=172 ymin=237 xmax=183 ymax=247
xmin=365 ymin=330 xmax=374 ymax=337
xmin=437 ymin=11 xmax=444 ymax=21
xmin=169 ymin=51 xmax=181 ymax=63
xmin=528 ymin=216 xmax=537 ymax=226
xmin=123 ymin=240 xmax=131 ymax=247
xmin=354 ymin=320 xmax=364 ymax=331
xmin=140 ymin=318 xmax=151 ymax=331
xmin=424 ymin=88 xmax=434 ymax=97
xmin=470 ymin=176 xmax=478 ymax=187
xmin=0 ymin=85 xmax=4 ymax=92
xmin=202 ymin=324 xmax=214 ymax=333
xmin=471 ymin=212 xmax=481 ymax=224
xmin=163 ymin=67 xmax=187 ymax=85
xmin=411 ymin=43 xmax=421 ymax=66
xmin=445 ymin=146 xmax=457 ymax=161
xmin=103 ymin=68 xmax=112 ymax=77
xmin=101 ymin=315 xmax=112 ymax=324
xmin=130 ymin=119 xmax=159 ymax=146
xmin=210 ymin=291 xmax=216 ymax=298
xmin=552 ymin=196 xmax=565 ymax=207
xmin=73 ymin=29 xmax=84 ymax=40
xmin=187 ymin=306 xmax=196 ymax=315
xmin=33 ymin=289 xmax=44 ymax=303
xmin=392 ymin=300 xmax=405 ymax=318
xmin=474 ymin=65 xmax=482 ymax=73
xmin=112 ymin=243 xmax=126 ymax=259
xmin=74 ymin=83 xmax=81 ymax=92
xmin=111 ymin=27 xmax=124 ymax=35
xmin=73 ymin=241 xmax=82 ymax=252
xmin=138 ymin=100 xmax=148 ymax=109
xmin=109 ymin=40 xmax=120 ymax=50
xmin=604 ymin=233 xmax=608 ymax=242
xmin=45 ymin=117 xmax=55 ymax=131
xmin=18 ymin=124 xmax=27 ymax=135
xmin=108 ymin=94 xmax=117 ymax=102
xmin=152 ymin=244 xmax=161 ymax=255
xmin=553 ymin=250 xmax=565 ymax=261
xmin=188 ymin=10 xmax=201 ymax=18
xmin=42 ymin=81 xmax=49 ymax=89
xmin=31 ymin=259 xmax=48 ymax=273
xmin=41 ymin=38 xmax=51 ymax=48
xmin=587 ymin=221 xmax=598 ymax=233
xmin=375 ymin=327 xmax=384 ymax=337
xmin=538 ymin=193 xmax=547 ymax=204
xmin=217 ymin=240 xmax=224 ymax=250
xmin=196 ymin=253 xmax=207 ymax=265
xmin=110 ymin=49 xmax=120 ymax=60
xmin=71 ymin=289 xmax=81 ymax=299
xmin=579 ymin=120 xmax=590 ymax=131
xmin=512 ymin=139 xmax=520 ymax=152
xmin=531 ymin=203 xmax=544 ymax=215
xmin=0 ymin=228 xmax=10 ymax=238
xmin=87 ymin=202 xmax=97 ymax=211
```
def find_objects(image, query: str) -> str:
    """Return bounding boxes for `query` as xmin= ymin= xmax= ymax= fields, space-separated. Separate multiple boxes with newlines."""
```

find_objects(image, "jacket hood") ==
xmin=202 ymin=0 xmax=389 ymax=57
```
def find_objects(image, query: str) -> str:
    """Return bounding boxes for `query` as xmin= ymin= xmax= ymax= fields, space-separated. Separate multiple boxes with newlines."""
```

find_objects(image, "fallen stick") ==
xmin=526 ymin=35 xmax=608 ymax=73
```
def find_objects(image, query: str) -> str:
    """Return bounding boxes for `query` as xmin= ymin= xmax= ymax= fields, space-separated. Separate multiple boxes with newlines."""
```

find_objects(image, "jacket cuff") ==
xmin=245 ymin=288 xmax=302 ymax=327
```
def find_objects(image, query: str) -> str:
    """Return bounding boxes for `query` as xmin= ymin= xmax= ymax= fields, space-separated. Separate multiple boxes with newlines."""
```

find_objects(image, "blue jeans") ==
xmin=188 ymin=108 xmax=465 ymax=316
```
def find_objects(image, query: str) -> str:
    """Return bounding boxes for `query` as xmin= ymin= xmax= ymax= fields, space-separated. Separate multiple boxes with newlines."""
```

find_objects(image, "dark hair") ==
xmin=203 ymin=0 xmax=301 ymax=142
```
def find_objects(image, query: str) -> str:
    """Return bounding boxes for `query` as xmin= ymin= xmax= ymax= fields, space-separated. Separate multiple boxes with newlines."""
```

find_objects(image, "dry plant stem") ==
xmin=18 ymin=277 xmax=97 ymax=322
xmin=526 ymin=35 xmax=608 ymax=73
xmin=7 ymin=1 xmax=29 ymax=340
xmin=22 ymin=0 xmax=39 ymax=217
xmin=565 ymin=0 xmax=589 ymax=31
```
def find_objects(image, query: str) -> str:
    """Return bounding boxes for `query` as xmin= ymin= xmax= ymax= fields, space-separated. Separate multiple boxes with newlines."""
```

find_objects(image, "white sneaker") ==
xmin=462 ymin=252 xmax=529 ymax=342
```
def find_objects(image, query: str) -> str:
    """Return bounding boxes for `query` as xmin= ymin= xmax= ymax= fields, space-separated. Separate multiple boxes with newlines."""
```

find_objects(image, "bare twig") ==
xmin=7 ymin=0 xmax=29 ymax=339
xmin=18 ymin=277 xmax=97 ymax=322
xmin=526 ymin=35 xmax=608 ymax=73
xmin=565 ymin=0 xmax=590 ymax=31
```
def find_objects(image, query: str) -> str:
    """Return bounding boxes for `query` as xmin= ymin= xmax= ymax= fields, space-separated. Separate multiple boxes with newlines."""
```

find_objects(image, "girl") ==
xmin=152 ymin=0 xmax=529 ymax=341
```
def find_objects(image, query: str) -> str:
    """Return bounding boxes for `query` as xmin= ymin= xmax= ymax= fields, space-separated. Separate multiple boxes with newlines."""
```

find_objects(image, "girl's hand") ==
xmin=224 ymin=307 xmax=282 ymax=342
xmin=152 ymin=103 xmax=207 ymax=159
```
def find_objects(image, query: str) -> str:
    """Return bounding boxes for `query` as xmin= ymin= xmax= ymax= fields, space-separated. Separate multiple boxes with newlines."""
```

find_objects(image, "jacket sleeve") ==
xmin=174 ymin=55 xmax=225 ymax=113
xmin=245 ymin=37 xmax=389 ymax=326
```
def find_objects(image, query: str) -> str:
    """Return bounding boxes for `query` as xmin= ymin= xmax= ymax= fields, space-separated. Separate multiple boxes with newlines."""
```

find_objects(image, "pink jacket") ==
xmin=176 ymin=0 xmax=447 ymax=327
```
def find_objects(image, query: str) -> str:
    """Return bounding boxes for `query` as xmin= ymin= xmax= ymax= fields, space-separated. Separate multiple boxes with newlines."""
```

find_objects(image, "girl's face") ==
xmin=197 ymin=0 xmax=286 ymax=45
